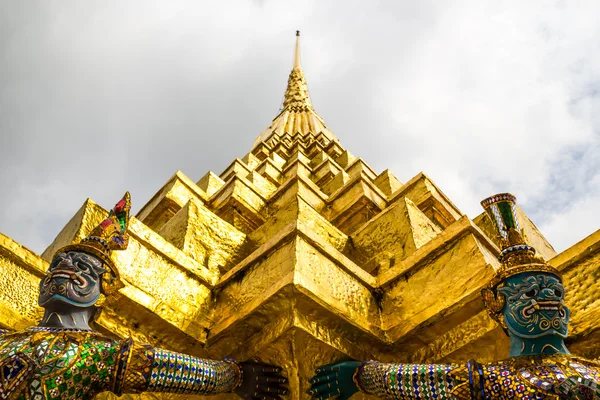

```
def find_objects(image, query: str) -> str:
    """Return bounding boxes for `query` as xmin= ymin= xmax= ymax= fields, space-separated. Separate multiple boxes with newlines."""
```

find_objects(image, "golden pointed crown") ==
xmin=54 ymin=192 xmax=131 ymax=295
xmin=480 ymin=193 xmax=561 ymax=322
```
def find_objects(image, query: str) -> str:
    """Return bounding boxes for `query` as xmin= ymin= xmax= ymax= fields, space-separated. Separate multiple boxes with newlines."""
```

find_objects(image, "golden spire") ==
xmin=252 ymin=31 xmax=339 ymax=149
xmin=293 ymin=30 xmax=301 ymax=69
xmin=282 ymin=31 xmax=312 ymax=111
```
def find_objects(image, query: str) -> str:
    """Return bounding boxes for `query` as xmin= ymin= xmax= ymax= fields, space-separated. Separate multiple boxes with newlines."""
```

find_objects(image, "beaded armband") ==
xmin=223 ymin=357 xmax=244 ymax=390
xmin=114 ymin=338 xmax=154 ymax=394
xmin=353 ymin=361 xmax=370 ymax=393
xmin=146 ymin=348 xmax=240 ymax=395
xmin=114 ymin=342 xmax=241 ymax=395
xmin=357 ymin=361 xmax=458 ymax=399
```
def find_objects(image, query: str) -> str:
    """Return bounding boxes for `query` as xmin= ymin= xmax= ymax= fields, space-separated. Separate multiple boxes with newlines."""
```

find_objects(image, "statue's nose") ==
xmin=539 ymin=287 xmax=559 ymax=300
xmin=58 ymin=257 xmax=74 ymax=268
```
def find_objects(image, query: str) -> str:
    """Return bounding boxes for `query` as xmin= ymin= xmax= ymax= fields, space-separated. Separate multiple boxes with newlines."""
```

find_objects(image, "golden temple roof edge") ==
xmin=550 ymin=228 xmax=600 ymax=273
xmin=0 ymin=230 xmax=47 ymax=276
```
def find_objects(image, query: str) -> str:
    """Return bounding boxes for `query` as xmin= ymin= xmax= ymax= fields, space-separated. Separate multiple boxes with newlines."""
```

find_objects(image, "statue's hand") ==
xmin=235 ymin=362 xmax=288 ymax=399
xmin=308 ymin=361 xmax=361 ymax=400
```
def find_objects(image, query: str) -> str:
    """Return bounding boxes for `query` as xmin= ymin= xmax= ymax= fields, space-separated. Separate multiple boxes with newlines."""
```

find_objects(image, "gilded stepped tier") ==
xmin=1 ymin=34 xmax=600 ymax=399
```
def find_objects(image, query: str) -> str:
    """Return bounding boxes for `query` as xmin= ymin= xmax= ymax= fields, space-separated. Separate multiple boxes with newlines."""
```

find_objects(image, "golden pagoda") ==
xmin=1 ymin=32 xmax=599 ymax=399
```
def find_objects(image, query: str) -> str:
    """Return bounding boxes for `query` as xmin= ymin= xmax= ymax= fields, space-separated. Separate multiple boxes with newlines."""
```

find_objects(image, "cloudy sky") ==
xmin=1 ymin=0 xmax=599 ymax=256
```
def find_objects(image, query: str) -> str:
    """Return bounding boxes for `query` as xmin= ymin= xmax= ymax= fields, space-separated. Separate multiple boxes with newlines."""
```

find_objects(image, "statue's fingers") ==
xmin=255 ymin=365 xmax=283 ymax=375
xmin=314 ymin=392 xmax=336 ymax=400
xmin=268 ymin=371 xmax=288 ymax=381
xmin=314 ymin=363 xmax=341 ymax=374
xmin=257 ymin=384 xmax=288 ymax=396
xmin=307 ymin=386 xmax=325 ymax=398
xmin=250 ymin=388 xmax=282 ymax=400
xmin=309 ymin=372 xmax=336 ymax=386
xmin=248 ymin=363 xmax=282 ymax=372
xmin=310 ymin=381 xmax=340 ymax=398
xmin=255 ymin=375 xmax=288 ymax=385
xmin=308 ymin=389 xmax=333 ymax=400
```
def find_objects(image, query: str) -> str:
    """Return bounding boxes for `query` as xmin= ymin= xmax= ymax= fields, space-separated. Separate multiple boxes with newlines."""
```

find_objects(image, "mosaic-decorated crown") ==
xmin=54 ymin=192 xmax=131 ymax=295
xmin=480 ymin=193 xmax=561 ymax=321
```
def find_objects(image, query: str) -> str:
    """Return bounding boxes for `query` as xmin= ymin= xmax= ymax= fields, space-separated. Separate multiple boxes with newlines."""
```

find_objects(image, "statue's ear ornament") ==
xmin=480 ymin=193 xmax=561 ymax=320
xmin=54 ymin=192 xmax=131 ymax=296
xmin=481 ymin=287 xmax=506 ymax=326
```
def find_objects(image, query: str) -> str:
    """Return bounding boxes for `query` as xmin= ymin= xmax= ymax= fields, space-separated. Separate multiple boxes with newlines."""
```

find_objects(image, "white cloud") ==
xmin=0 ymin=0 xmax=598 ymax=254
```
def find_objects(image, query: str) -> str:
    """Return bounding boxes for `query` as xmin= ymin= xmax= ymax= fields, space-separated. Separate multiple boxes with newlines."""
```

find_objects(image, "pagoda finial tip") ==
xmin=293 ymin=30 xmax=301 ymax=69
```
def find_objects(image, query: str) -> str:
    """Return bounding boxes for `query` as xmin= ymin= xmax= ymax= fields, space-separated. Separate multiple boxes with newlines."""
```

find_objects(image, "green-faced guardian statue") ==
xmin=309 ymin=193 xmax=600 ymax=399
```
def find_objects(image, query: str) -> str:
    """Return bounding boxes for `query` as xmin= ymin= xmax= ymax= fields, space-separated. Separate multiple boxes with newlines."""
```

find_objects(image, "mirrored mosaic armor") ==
xmin=0 ymin=328 xmax=240 ymax=399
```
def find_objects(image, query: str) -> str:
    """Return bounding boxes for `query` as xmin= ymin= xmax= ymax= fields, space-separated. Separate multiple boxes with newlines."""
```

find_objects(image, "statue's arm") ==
xmin=310 ymin=360 xmax=471 ymax=400
xmin=355 ymin=361 xmax=462 ymax=399
xmin=114 ymin=340 xmax=241 ymax=396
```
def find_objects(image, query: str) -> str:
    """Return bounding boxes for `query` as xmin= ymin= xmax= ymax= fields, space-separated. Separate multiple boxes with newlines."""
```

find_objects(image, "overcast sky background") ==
xmin=1 ymin=0 xmax=599 ymax=256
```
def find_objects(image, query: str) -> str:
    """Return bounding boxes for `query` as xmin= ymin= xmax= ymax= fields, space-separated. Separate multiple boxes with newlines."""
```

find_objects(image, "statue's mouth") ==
xmin=47 ymin=268 xmax=88 ymax=288
xmin=522 ymin=300 xmax=564 ymax=317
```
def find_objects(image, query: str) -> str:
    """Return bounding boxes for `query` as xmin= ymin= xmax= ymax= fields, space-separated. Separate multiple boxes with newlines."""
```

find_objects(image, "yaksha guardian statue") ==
xmin=0 ymin=193 xmax=287 ymax=400
xmin=310 ymin=193 xmax=600 ymax=399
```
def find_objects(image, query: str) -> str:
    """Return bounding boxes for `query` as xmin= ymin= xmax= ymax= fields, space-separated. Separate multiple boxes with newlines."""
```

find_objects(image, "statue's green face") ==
xmin=498 ymin=272 xmax=569 ymax=339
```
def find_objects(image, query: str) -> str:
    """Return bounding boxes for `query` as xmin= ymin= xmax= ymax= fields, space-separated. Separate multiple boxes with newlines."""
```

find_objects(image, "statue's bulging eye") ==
xmin=76 ymin=262 xmax=90 ymax=273
xmin=524 ymin=289 xmax=537 ymax=298
xmin=554 ymin=288 xmax=563 ymax=298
